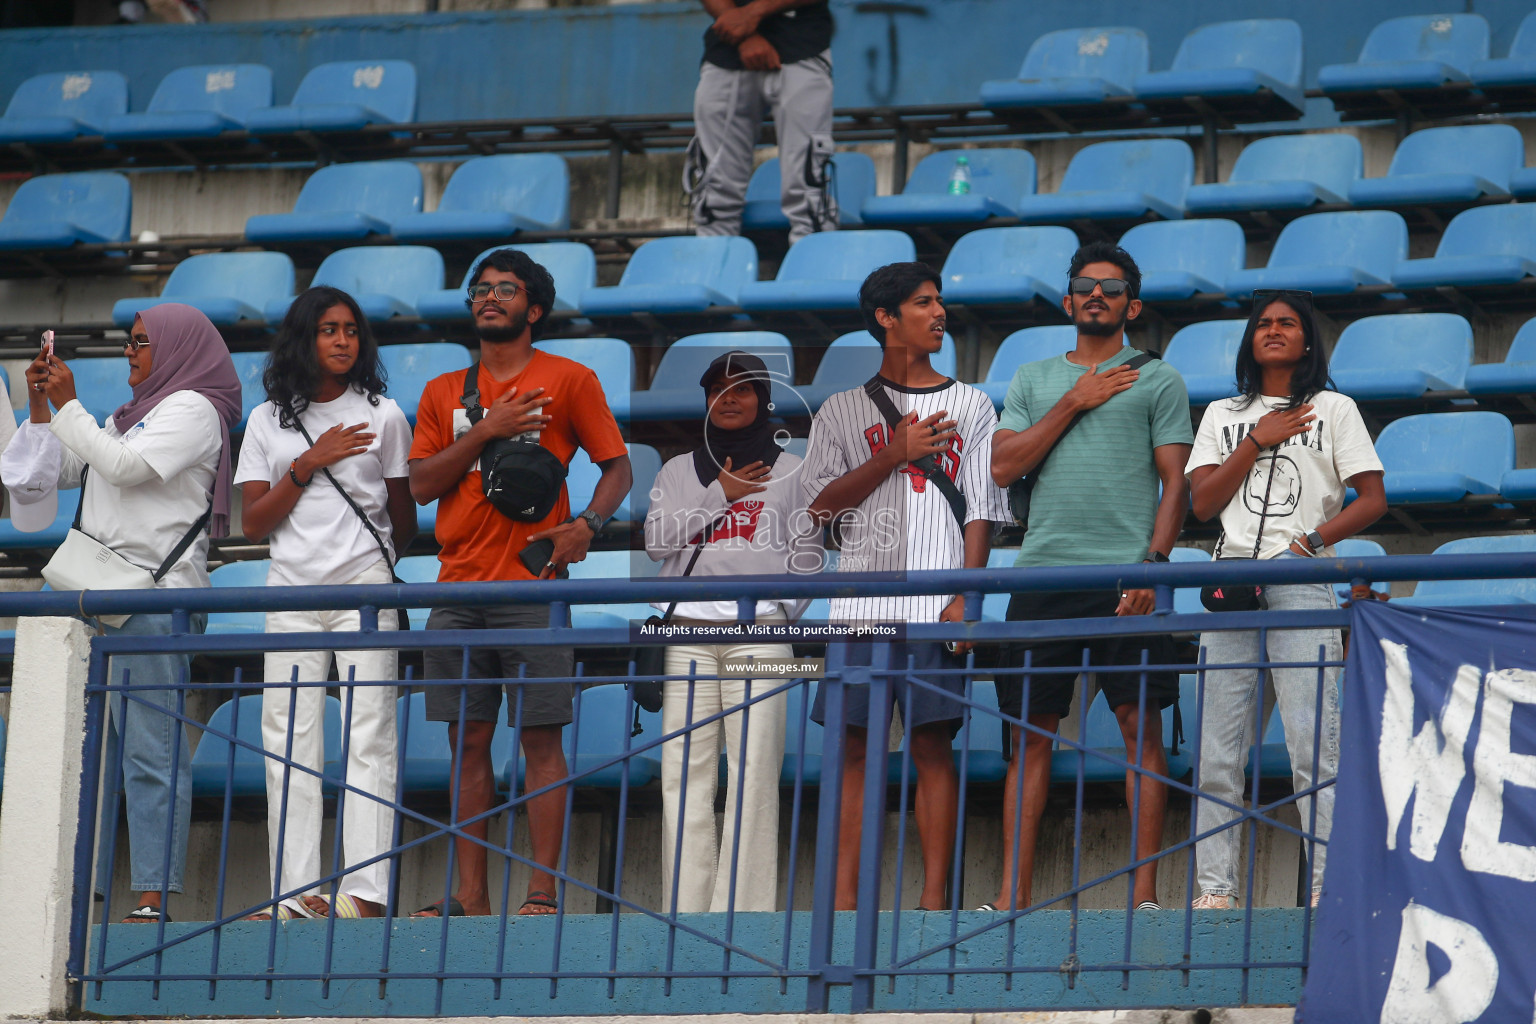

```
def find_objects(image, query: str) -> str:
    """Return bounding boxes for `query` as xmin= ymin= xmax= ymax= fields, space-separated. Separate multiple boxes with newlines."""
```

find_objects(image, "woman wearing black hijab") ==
xmin=643 ymin=351 xmax=821 ymax=913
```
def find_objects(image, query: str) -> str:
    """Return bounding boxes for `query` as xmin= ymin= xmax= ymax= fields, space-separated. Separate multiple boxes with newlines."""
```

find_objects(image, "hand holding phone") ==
xmin=41 ymin=329 xmax=54 ymax=360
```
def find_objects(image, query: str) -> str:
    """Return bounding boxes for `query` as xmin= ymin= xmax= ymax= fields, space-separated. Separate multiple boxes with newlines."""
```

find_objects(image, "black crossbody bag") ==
xmin=290 ymin=412 xmax=411 ymax=630
xmin=862 ymin=375 xmax=967 ymax=530
xmin=1008 ymin=351 xmax=1156 ymax=529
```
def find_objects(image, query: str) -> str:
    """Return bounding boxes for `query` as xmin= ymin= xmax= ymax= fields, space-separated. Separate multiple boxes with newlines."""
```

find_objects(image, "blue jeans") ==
xmin=96 ymin=612 xmax=204 ymax=894
xmin=1193 ymin=554 xmax=1341 ymax=899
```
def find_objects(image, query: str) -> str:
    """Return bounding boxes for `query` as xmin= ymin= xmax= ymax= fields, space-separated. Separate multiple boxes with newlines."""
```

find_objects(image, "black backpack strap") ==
xmin=461 ymin=362 xmax=483 ymax=423
xmin=862 ymin=375 xmax=968 ymax=531
xmin=1031 ymin=350 xmax=1157 ymax=475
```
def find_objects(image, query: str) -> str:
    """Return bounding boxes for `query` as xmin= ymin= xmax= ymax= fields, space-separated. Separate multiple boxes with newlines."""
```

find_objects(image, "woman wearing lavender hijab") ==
xmin=3 ymin=304 xmax=241 ymax=924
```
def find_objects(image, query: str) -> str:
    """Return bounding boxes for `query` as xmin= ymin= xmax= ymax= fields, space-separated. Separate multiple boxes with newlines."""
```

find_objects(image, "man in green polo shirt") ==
xmin=987 ymin=240 xmax=1193 ymax=912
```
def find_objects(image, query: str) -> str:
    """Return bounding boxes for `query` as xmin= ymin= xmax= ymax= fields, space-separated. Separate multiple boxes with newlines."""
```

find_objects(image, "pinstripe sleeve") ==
xmin=959 ymin=384 xmax=1008 ymax=524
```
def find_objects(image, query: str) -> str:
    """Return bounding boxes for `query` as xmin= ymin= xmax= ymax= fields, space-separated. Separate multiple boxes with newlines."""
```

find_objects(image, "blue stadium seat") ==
xmin=799 ymin=329 xmax=957 ymax=410
xmin=630 ymin=332 xmax=795 ymax=421
xmin=391 ymin=154 xmax=569 ymax=241
xmin=266 ymin=245 xmax=443 ymax=323
xmin=566 ymin=548 xmax=658 ymax=629
xmin=939 ymin=225 xmax=1078 ymax=308
xmin=980 ymin=325 xmax=1077 ymax=406
xmin=781 ymin=680 xmax=824 ymax=786
xmin=0 ymin=488 xmax=78 ymax=548
xmin=243 ymin=60 xmax=417 ymax=134
xmin=1185 ymin=135 xmax=1361 ymax=217
xmin=566 ymin=442 xmax=661 ymax=523
xmin=579 ymin=236 xmax=757 ymax=316
xmin=1465 ymin=316 xmax=1536 ymax=396
xmin=204 ymin=559 xmax=269 ymax=634
xmin=1398 ymin=536 xmax=1536 ymax=607
xmin=1224 ymin=210 xmax=1407 ymax=298
xmin=1471 ymin=9 xmax=1536 ymax=93
xmin=1168 ymin=546 xmax=1209 ymax=617
xmin=979 ymin=26 xmax=1148 ymax=110
xmin=245 ymin=161 xmax=423 ymax=244
xmin=737 ymin=232 xmax=914 ymax=313
xmin=1328 ymin=313 xmax=1471 ymax=401
xmin=1118 ymin=219 xmax=1244 ymax=301
xmin=1392 ymin=204 xmax=1536 ymax=291
xmin=70 ymin=357 xmax=132 ymax=420
xmin=741 ymin=152 xmax=875 ymax=231
xmin=416 ymin=242 xmax=596 ymax=320
xmin=0 ymin=71 xmax=127 ymax=143
xmin=504 ymin=683 xmax=661 ymax=790
xmin=861 ymin=149 xmax=1036 ymax=226
xmin=397 ymin=691 xmax=515 ymax=794
xmin=417 ymin=500 xmax=437 ymax=539
xmin=379 ymin=342 xmax=473 ymax=423
xmin=102 ymin=64 xmax=271 ymax=141
xmin=1348 ymin=124 xmax=1521 ymax=208
xmin=112 ymin=251 xmax=295 ymax=328
xmin=1373 ymin=411 xmax=1512 ymax=504
xmin=1503 ymin=167 xmax=1536 ymax=198
xmin=533 ymin=337 xmax=635 ymax=421
xmin=1013 ymin=139 xmax=1193 ymax=224
xmin=1317 ymin=14 xmax=1489 ymax=118
xmin=231 ymin=350 xmax=267 ymax=431
xmin=192 ymin=693 xmax=345 ymax=798
xmin=1331 ymin=538 xmax=1389 ymax=604
xmin=981 ymin=547 xmax=1019 ymax=622
xmin=1132 ymin=19 xmax=1306 ymax=122
xmin=0 ymin=172 xmax=130 ymax=250
xmin=1161 ymin=320 xmax=1243 ymax=406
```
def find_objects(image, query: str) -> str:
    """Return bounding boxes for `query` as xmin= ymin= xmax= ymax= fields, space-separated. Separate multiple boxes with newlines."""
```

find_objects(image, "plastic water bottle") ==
xmin=947 ymin=154 xmax=971 ymax=195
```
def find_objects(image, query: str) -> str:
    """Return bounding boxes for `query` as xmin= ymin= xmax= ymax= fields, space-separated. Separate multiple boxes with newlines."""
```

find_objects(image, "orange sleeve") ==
xmin=409 ymin=375 xmax=453 ymax=462
xmin=568 ymin=364 xmax=628 ymax=464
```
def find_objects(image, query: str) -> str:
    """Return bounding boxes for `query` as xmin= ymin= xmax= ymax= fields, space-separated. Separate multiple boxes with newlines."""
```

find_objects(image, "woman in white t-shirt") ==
xmin=644 ymin=351 xmax=820 ymax=913
xmin=5 ymin=304 xmax=241 ymax=925
xmin=1185 ymin=289 xmax=1387 ymax=911
xmin=235 ymin=287 xmax=416 ymax=920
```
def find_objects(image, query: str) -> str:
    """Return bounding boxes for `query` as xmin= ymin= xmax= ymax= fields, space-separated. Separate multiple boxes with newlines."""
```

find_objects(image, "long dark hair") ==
xmin=1233 ymin=289 xmax=1332 ymax=411
xmin=263 ymin=286 xmax=387 ymax=428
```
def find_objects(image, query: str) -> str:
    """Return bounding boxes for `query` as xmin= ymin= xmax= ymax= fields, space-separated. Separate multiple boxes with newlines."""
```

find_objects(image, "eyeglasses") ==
xmin=1252 ymin=288 xmax=1315 ymax=308
xmin=467 ymin=281 xmax=521 ymax=303
xmin=1069 ymin=276 xmax=1131 ymax=298
xmin=124 ymin=336 xmax=151 ymax=351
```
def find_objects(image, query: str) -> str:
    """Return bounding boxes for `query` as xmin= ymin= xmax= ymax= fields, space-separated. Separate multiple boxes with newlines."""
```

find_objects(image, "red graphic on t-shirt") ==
xmin=693 ymin=499 xmax=765 ymax=544
xmin=864 ymin=422 xmax=962 ymax=493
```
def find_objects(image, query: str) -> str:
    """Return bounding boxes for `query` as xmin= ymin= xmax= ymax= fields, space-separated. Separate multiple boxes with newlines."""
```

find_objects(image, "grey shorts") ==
xmin=421 ymin=604 xmax=575 ymax=728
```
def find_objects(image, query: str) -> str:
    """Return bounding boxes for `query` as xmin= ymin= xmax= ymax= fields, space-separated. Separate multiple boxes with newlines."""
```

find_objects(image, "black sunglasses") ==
xmin=1252 ymin=288 xmax=1315 ymax=309
xmin=1069 ymin=276 xmax=1131 ymax=298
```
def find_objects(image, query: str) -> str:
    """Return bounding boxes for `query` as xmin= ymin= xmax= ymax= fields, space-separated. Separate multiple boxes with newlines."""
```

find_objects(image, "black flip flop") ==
xmin=519 ymin=891 xmax=558 ymax=914
xmin=123 ymin=903 xmax=170 ymax=924
xmin=412 ymin=897 xmax=466 ymax=918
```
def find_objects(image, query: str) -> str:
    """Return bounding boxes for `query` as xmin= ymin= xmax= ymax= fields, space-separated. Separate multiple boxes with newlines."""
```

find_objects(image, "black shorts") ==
xmin=996 ymin=589 xmax=1181 ymax=720
xmin=810 ymin=640 xmax=968 ymax=735
xmin=422 ymin=604 xmax=575 ymax=728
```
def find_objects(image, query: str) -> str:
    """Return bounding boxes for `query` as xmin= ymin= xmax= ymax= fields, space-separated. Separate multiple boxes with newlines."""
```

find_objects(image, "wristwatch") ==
xmin=1143 ymin=551 xmax=1169 ymax=563
xmin=1305 ymin=529 xmax=1325 ymax=553
xmin=576 ymin=508 xmax=604 ymax=534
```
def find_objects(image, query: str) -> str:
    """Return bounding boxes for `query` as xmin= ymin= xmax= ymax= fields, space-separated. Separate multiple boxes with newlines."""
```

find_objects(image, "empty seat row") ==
xmin=0 ymin=60 xmax=416 ymax=146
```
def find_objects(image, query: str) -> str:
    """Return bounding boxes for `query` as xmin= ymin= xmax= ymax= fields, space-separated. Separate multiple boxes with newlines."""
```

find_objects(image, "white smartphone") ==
xmin=41 ymin=329 xmax=54 ymax=359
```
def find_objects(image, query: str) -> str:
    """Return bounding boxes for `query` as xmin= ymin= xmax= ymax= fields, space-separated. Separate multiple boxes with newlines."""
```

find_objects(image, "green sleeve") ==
xmin=1149 ymin=365 xmax=1194 ymax=447
xmin=997 ymin=367 xmax=1034 ymax=434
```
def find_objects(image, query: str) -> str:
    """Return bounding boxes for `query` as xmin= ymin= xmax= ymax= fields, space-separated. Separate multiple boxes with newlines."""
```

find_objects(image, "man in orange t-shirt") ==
xmin=408 ymin=249 xmax=631 ymax=919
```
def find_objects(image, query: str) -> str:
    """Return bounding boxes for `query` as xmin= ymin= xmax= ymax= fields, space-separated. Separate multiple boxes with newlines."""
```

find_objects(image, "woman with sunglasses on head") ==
xmin=1184 ymin=290 xmax=1387 ymax=911
xmin=5 ymin=305 xmax=242 ymax=924
xmin=234 ymin=287 xmax=416 ymax=920
xmin=644 ymin=351 xmax=820 ymax=914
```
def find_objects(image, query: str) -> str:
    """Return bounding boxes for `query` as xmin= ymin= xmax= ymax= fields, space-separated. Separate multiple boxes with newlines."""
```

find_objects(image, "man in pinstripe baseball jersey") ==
xmin=802 ymin=262 xmax=1008 ymax=910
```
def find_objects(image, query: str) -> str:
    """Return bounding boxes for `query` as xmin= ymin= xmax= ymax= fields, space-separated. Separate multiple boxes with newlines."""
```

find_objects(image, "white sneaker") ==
xmin=1191 ymin=893 xmax=1238 ymax=910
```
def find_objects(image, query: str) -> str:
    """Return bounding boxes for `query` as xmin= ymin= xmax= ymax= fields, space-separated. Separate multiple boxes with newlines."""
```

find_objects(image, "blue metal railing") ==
xmin=15 ymin=552 xmax=1533 ymax=1016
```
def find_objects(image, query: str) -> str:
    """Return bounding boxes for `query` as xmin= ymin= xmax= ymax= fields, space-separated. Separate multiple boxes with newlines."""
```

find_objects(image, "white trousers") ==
xmin=262 ymin=560 xmax=399 ymax=905
xmin=660 ymin=628 xmax=790 ymax=913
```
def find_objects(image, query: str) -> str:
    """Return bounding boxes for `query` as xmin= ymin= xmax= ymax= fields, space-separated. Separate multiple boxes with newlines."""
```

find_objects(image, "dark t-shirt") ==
xmin=702 ymin=1 xmax=834 ymax=70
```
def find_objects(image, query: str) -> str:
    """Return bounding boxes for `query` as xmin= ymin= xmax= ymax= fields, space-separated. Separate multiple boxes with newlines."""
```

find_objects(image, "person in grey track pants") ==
xmin=688 ymin=0 xmax=836 ymax=243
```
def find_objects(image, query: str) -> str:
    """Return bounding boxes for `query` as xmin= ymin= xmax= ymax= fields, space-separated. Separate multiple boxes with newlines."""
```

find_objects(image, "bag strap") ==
xmin=461 ymin=362 xmax=483 ymax=424
xmin=1213 ymin=432 xmax=1280 ymax=561
xmin=659 ymin=513 xmax=727 ymax=623
xmin=862 ymin=376 xmax=968 ymax=531
xmin=75 ymin=464 xmax=210 ymax=582
xmin=289 ymin=410 xmax=397 ymax=573
xmin=1032 ymin=350 xmax=1157 ymax=477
